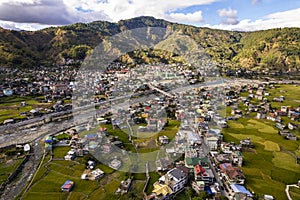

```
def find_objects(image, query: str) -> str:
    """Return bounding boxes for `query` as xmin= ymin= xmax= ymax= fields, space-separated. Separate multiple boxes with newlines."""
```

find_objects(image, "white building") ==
xmin=204 ymin=137 xmax=219 ymax=150
xmin=159 ymin=168 xmax=187 ymax=193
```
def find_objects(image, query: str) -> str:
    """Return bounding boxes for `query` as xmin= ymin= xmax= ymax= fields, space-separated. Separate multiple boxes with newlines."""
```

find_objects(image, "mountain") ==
xmin=0 ymin=16 xmax=299 ymax=71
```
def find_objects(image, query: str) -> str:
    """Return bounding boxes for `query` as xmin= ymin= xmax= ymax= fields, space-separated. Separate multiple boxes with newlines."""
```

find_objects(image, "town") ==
xmin=0 ymin=63 xmax=299 ymax=200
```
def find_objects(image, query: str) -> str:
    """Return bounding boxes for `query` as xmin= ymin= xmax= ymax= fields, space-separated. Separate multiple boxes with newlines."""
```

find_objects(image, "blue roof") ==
xmin=230 ymin=184 xmax=253 ymax=197
xmin=86 ymin=133 xmax=98 ymax=139
xmin=204 ymin=186 xmax=213 ymax=195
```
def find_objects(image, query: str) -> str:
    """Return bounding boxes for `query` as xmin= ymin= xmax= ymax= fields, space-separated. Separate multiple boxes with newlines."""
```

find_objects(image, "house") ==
xmin=118 ymin=178 xmax=132 ymax=194
xmin=61 ymin=180 xmax=74 ymax=192
xmin=81 ymin=168 xmax=104 ymax=180
xmin=194 ymin=164 xmax=214 ymax=186
xmin=159 ymin=135 xmax=169 ymax=145
xmin=290 ymin=111 xmax=300 ymax=120
xmin=267 ymin=113 xmax=276 ymax=121
xmin=240 ymin=138 xmax=254 ymax=148
xmin=281 ymin=106 xmax=288 ymax=112
xmin=204 ymin=137 xmax=219 ymax=150
xmin=187 ymin=132 xmax=201 ymax=146
xmin=64 ymin=149 xmax=76 ymax=160
xmin=231 ymin=109 xmax=242 ymax=116
xmin=150 ymin=182 xmax=173 ymax=199
xmin=156 ymin=158 xmax=172 ymax=171
xmin=217 ymin=120 xmax=228 ymax=128
xmin=256 ymin=112 xmax=266 ymax=119
xmin=276 ymin=122 xmax=286 ymax=130
xmin=192 ymin=181 xmax=205 ymax=194
xmin=102 ymin=143 xmax=111 ymax=153
xmin=275 ymin=110 xmax=287 ymax=116
xmin=220 ymin=163 xmax=245 ymax=185
xmin=230 ymin=184 xmax=253 ymax=198
xmin=3 ymin=119 xmax=14 ymax=125
xmin=231 ymin=151 xmax=243 ymax=167
xmin=263 ymin=194 xmax=275 ymax=200
xmin=256 ymin=89 xmax=264 ymax=96
xmin=158 ymin=168 xmax=188 ymax=194
xmin=87 ymin=160 xmax=96 ymax=169
xmin=288 ymin=122 xmax=298 ymax=130
xmin=109 ymin=158 xmax=122 ymax=170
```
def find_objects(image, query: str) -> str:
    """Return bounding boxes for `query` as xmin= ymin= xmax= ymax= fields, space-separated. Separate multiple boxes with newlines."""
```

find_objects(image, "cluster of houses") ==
xmin=227 ymin=82 xmax=299 ymax=140
xmin=139 ymin=75 xmax=257 ymax=199
xmin=0 ymin=66 xmax=74 ymax=98
xmin=42 ymin=64 xmax=299 ymax=199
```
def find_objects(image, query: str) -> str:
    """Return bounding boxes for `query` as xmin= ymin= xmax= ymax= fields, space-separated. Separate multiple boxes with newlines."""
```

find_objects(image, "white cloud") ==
xmin=0 ymin=0 xmax=299 ymax=32
xmin=168 ymin=11 xmax=203 ymax=24
xmin=217 ymin=8 xmax=239 ymax=25
xmin=205 ymin=7 xmax=300 ymax=31
xmin=0 ymin=0 xmax=41 ymax=5
xmin=0 ymin=20 xmax=53 ymax=31
xmin=0 ymin=0 xmax=220 ymax=30
xmin=218 ymin=8 xmax=237 ymax=18
xmin=63 ymin=0 xmax=219 ymax=22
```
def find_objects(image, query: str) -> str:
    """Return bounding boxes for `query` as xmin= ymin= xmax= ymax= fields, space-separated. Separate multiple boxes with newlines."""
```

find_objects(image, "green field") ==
xmin=289 ymin=186 xmax=300 ymax=200
xmin=0 ymin=95 xmax=51 ymax=124
xmin=23 ymin=146 xmax=151 ymax=200
xmin=223 ymin=118 xmax=300 ymax=199
xmin=0 ymin=157 xmax=24 ymax=186
xmin=266 ymin=84 xmax=300 ymax=109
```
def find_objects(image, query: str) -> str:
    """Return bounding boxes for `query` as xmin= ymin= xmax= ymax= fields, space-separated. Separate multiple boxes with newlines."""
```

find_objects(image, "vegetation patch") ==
xmin=289 ymin=187 xmax=300 ymax=200
xmin=272 ymin=152 xmax=300 ymax=173
xmin=260 ymin=141 xmax=280 ymax=152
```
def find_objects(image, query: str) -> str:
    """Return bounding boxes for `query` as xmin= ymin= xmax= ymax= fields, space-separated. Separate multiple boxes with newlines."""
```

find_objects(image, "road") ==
xmin=201 ymin=136 xmax=229 ymax=197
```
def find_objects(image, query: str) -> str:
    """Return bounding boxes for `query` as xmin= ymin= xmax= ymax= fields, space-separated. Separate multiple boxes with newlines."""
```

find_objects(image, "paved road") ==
xmin=201 ymin=138 xmax=229 ymax=197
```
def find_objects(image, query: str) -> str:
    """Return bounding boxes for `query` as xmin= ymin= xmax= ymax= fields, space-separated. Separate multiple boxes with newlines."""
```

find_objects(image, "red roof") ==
xmin=194 ymin=164 xmax=206 ymax=175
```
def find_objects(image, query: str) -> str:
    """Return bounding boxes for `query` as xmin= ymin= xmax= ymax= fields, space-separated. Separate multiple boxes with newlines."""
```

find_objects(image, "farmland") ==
xmin=223 ymin=118 xmax=300 ymax=200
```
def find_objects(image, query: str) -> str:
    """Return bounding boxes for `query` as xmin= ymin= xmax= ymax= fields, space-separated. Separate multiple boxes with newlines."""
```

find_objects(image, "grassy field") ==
xmin=23 ymin=146 xmax=149 ymax=200
xmin=0 ymin=95 xmax=51 ymax=124
xmin=223 ymin=118 xmax=300 ymax=199
xmin=0 ymin=157 xmax=24 ymax=186
xmin=145 ymin=172 xmax=161 ymax=194
xmin=266 ymin=84 xmax=300 ymax=109
xmin=289 ymin=187 xmax=300 ymax=200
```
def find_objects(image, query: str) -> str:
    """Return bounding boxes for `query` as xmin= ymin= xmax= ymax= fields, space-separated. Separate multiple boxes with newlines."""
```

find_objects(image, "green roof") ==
xmin=185 ymin=157 xmax=209 ymax=167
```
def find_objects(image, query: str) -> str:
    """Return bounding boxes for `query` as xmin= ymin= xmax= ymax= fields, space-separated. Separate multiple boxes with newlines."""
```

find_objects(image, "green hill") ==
xmin=0 ymin=16 xmax=299 ymax=71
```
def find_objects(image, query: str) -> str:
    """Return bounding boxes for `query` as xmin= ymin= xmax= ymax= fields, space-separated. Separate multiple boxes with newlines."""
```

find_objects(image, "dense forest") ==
xmin=0 ymin=16 xmax=299 ymax=71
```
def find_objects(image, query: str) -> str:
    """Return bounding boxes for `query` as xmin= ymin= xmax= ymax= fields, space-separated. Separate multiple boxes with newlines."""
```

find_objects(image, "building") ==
xmin=61 ymin=180 xmax=74 ymax=192
xmin=230 ymin=184 xmax=253 ymax=198
xmin=150 ymin=182 xmax=173 ymax=199
xmin=220 ymin=163 xmax=245 ymax=185
xmin=159 ymin=135 xmax=169 ymax=145
xmin=64 ymin=149 xmax=76 ymax=160
xmin=194 ymin=165 xmax=214 ymax=186
xmin=204 ymin=137 xmax=219 ymax=150
xmin=187 ymin=131 xmax=201 ymax=146
xmin=119 ymin=178 xmax=132 ymax=194
xmin=109 ymin=158 xmax=122 ymax=170
xmin=158 ymin=168 xmax=188 ymax=194
xmin=156 ymin=158 xmax=172 ymax=171
xmin=192 ymin=181 xmax=205 ymax=194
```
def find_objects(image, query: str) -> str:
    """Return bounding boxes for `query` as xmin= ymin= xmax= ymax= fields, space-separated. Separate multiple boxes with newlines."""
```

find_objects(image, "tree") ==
xmin=185 ymin=187 xmax=194 ymax=198
xmin=192 ymin=191 xmax=210 ymax=200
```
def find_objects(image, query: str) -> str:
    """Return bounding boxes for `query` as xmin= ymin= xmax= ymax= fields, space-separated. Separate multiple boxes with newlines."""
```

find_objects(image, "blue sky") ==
xmin=0 ymin=0 xmax=299 ymax=31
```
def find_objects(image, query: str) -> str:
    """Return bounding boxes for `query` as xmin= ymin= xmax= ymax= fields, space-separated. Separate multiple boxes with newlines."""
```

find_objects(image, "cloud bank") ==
xmin=0 ymin=0 xmax=299 ymax=31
